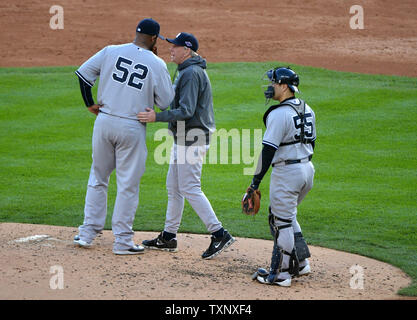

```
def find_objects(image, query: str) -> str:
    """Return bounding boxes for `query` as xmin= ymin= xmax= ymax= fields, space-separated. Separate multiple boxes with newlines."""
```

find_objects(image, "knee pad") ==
xmin=268 ymin=206 xmax=293 ymax=239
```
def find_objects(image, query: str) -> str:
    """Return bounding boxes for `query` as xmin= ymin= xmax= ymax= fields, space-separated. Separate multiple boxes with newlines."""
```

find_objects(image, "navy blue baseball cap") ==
xmin=166 ymin=32 xmax=199 ymax=52
xmin=136 ymin=18 xmax=164 ymax=40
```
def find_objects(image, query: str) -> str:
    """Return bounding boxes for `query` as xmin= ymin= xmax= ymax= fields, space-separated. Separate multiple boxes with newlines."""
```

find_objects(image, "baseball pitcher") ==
xmin=73 ymin=18 xmax=174 ymax=255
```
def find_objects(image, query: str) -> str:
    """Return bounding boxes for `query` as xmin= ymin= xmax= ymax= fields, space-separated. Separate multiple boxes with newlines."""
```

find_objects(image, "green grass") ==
xmin=0 ymin=63 xmax=416 ymax=296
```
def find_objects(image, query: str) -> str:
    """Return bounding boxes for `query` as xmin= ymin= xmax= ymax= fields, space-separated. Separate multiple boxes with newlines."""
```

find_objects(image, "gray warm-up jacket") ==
xmin=155 ymin=55 xmax=215 ymax=146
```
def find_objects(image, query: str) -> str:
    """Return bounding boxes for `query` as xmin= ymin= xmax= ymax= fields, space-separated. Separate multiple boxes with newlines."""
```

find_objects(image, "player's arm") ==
xmin=250 ymin=143 xmax=277 ymax=190
xmin=310 ymin=108 xmax=317 ymax=151
xmin=76 ymin=74 xmax=102 ymax=115
xmin=77 ymin=76 xmax=94 ymax=107
xmin=138 ymin=72 xmax=198 ymax=123
xmin=153 ymin=66 xmax=175 ymax=110
xmin=75 ymin=47 xmax=107 ymax=115
xmin=250 ymin=110 xmax=283 ymax=190
xmin=156 ymin=74 xmax=199 ymax=121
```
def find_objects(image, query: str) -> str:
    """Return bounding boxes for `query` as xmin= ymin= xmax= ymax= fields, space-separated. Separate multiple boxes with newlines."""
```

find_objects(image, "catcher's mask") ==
xmin=263 ymin=67 xmax=300 ymax=104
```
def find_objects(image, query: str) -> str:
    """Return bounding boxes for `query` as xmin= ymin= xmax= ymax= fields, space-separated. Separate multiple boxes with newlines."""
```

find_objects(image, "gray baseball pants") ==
xmin=269 ymin=161 xmax=315 ymax=277
xmin=78 ymin=113 xmax=147 ymax=251
xmin=164 ymin=143 xmax=223 ymax=235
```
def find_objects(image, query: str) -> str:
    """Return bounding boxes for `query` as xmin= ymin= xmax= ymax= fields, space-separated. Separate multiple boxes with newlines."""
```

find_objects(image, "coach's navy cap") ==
xmin=166 ymin=32 xmax=199 ymax=52
xmin=136 ymin=18 xmax=164 ymax=40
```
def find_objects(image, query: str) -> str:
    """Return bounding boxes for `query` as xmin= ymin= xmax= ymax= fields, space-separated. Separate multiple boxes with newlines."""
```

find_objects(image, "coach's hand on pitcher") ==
xmin=137 ymin=107 xmax=156 ymax=123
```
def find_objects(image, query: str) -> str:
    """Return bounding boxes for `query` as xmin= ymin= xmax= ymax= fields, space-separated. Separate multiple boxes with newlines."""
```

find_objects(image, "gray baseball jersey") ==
xmin=76 ymin=43 xmax=174 ymax=119
xmin=76 ymin=43 xmax=174 ymax=252
xmin=263 ymin=98 xmax=316 ymax=165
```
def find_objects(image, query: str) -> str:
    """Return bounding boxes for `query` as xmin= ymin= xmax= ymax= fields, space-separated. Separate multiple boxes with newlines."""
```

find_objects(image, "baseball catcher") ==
xmin=246 ymin=67 xmax=316 ymax=287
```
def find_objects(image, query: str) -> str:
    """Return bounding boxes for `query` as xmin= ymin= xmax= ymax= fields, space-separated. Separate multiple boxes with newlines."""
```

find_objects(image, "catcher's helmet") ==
xmin=266 ymin=67 xmax=300 ymax=93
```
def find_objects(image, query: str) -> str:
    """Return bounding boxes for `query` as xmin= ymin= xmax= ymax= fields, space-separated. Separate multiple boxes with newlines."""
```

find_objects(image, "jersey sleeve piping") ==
xmin=75 ymin=70 xmax=93 ymax=87
xmin=262 ymin=140 xmax=279 ymax=150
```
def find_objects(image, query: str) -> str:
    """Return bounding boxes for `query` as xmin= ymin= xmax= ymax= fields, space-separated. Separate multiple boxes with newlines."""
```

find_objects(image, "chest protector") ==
xmin=263 ymin=99 xmax=313 ymax=147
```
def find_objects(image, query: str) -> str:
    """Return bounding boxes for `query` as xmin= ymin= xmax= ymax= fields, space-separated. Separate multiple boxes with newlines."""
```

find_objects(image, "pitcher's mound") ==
xmin=0 ymin=223 xmax=412 ymax=300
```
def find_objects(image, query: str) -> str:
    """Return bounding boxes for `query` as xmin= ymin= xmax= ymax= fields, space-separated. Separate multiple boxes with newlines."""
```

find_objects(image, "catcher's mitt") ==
xmin=242 ymin=187 xmax=261 ymax=215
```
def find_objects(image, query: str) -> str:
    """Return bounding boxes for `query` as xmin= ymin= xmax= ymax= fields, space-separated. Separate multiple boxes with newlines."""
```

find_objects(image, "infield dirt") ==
xmin=0 ymin=223 xmax=412 ymax=300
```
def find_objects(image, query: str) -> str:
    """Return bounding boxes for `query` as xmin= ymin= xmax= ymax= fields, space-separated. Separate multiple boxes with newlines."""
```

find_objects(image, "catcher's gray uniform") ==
xmin=263 ymin=97 xmax=316 ymax=280
xmin=264 ymin=98 xmax=316 ymax=221
xmin=75 ymin=42 xmax=174 ymax=251
xmin=249 ymin=67 xmax=315 ymax=286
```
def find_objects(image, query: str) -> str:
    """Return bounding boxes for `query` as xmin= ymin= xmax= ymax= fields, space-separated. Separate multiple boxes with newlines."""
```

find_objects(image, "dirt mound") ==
xmin=0 ymin=223 xmax=411 ymax=300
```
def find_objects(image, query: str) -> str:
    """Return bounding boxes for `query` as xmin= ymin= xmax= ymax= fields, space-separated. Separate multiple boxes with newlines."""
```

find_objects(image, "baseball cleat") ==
xmin=274 ymin=278 xmax=291 ymax=287
xmin=202 ymin=230 xmax=236 ymax=260
xmin=289 ymin=263 xmax=311 ymax=278
xmin=251 ymin=268 xmax=269 ymax=280
xmin=113 ymin=245 xmax=145 ymax=255
xmin=73 ymin=235 xmax=92 ymax=248
xmin=298 ymin=264 xmax=311 ymax=276
xmin=142 ymin=232 xmax=178 ymax=252
xmin=256 ymin=275 xmax=292 ymax=287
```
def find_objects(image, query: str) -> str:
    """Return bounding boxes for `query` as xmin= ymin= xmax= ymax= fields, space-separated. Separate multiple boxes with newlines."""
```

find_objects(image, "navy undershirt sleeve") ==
xmin=251 ymin=143 xmax=277 ymax=189
xmin=77 ymin=76 xmax=95 ymax=107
